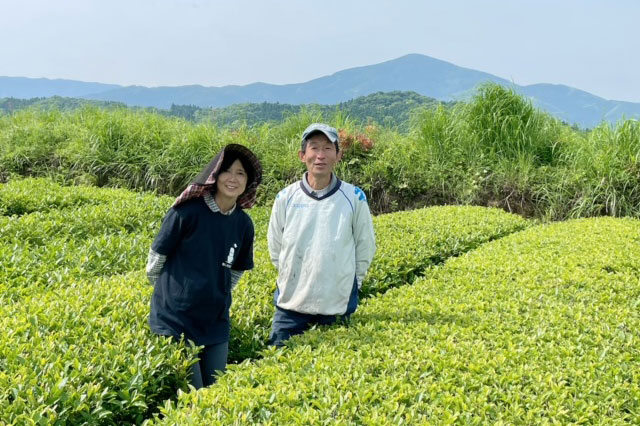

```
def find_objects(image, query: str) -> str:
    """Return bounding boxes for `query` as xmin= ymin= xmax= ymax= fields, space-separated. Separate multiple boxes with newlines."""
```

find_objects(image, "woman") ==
xmin=146 ymin=144 xmax=262 ymax=389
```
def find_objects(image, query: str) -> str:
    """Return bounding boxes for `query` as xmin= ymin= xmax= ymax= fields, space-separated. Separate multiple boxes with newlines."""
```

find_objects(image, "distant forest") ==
xmin=0 ymin=91 xmax=453 ymax=131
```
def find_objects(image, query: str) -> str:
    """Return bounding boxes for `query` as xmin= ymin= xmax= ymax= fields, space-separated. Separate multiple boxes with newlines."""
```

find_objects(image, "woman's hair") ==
xmin=213 ymin=151 xmax=255 ymax=194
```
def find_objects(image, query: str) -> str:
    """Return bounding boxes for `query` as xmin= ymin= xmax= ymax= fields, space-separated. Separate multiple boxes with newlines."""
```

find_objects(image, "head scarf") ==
xmin=173 ymin=144 xmax=262 ymax=209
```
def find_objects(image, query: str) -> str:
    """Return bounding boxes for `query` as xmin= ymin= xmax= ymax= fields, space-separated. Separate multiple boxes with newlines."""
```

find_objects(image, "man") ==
xmin=267 ymin=123 xmax=376 ymax=347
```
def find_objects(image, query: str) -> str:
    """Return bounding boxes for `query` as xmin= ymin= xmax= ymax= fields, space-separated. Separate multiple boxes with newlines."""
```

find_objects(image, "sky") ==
xmin=1 ymin=0 xmax=639 ymax=102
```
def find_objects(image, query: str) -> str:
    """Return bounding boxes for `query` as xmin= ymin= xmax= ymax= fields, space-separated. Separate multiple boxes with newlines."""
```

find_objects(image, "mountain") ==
xmin=1 ymin=54 xmax=639 ymax=128
xmin=78 ymin=54 xmax=510 ymax=107
xmin=0 ymin=77 xmax=119 ymax=99
xmin=518 ymin=84 xmax=640 ymax=128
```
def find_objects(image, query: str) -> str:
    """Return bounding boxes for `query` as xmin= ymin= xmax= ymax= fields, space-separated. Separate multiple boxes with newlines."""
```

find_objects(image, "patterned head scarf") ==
xmin=173 ymin=144 xmax=262 ymax=209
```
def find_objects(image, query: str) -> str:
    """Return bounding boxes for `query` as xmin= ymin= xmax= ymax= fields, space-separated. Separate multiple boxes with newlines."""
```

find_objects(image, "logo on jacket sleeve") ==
xmin=354 ymin=187 xmax=366 ymax=201
xmin=222 ymin=243 xmax=237 ymax=268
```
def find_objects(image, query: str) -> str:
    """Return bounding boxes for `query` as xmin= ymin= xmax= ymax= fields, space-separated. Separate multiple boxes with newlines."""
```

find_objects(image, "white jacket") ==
xmin=268 ymin=176 xmax=376 ymax=315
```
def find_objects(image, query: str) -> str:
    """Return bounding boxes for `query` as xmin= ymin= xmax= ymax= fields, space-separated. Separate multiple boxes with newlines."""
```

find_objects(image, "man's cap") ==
xmin=301 ymin=123 xmax=339 ymax=148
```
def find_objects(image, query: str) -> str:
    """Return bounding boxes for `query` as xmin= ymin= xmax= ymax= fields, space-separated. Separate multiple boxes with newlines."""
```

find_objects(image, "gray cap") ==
xmin=301 ymin=123 xmax=339 ymax=149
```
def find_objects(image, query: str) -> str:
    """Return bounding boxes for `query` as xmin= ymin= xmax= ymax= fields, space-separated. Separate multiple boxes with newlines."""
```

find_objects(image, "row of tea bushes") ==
xmin=0 ymin=177 xmax=157 ymax=216
xmin=362 ymin=206 xmax=529 ymax=297
xmin=0 ymin=192 xmax=170 ymax=245
xmin=0 ymin=271 xmax=198 ymax=425
xmin=154 ymin=216 xmax=640 ymax=424
xmin=2 ymin=231 xmax=150 ymax=301
xmin=1 ymin=179 xmax=194 ymax=424
xmin=228 ymin=205 xmax=529 ymax=361
xmin=0 ymin=180 xmax=173 ymax=301
xmin=0 ymin=179 xmax=185 ymax=423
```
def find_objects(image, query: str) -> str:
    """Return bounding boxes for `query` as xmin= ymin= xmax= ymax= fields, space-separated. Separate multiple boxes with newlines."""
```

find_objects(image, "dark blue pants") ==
xmin=189 ymin=340 xmax=228 ymax=389
xmin=268 ymin=277 xmax=358 ymax=347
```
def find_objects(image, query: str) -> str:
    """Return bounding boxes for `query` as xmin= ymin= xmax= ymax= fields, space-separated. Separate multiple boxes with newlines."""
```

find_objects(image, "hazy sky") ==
xmin=1 ymin=0 xmax=638 ymax=102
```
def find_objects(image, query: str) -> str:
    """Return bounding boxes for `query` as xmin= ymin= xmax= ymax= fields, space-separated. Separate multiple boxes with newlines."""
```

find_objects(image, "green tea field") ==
xmin=2 ymin=177 xmax=639 ymax=424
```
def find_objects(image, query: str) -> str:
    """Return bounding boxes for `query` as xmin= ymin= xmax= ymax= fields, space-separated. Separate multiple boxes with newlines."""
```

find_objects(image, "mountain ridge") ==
xmin=2 ymin=54 xmax=638 ymax=128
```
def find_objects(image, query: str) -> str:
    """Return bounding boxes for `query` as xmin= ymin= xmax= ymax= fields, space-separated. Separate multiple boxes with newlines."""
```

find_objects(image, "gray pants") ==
xmin=190 ymin=341 xmax=229 ymax=389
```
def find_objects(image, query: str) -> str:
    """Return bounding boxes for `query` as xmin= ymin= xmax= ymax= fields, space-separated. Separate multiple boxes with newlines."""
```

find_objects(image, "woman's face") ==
xmin=216 ymin=159 xmax=248 ymax=201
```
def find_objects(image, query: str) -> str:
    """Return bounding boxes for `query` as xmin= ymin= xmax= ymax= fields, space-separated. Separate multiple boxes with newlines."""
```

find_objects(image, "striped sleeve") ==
xmin=146 ymin=249 xmax=167 ymax=285
xmin=230 ymin=269 xmax=244 ymax=290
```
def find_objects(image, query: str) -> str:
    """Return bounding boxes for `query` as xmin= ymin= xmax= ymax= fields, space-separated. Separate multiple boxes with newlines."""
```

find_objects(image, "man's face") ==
xmin=298 ymin=133 xmax=342 ymax=179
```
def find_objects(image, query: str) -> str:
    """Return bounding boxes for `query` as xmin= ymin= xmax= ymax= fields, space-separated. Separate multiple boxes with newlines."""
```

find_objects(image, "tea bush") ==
xmin=0 ymin=272 xmax=198 ymax=425
xmin=0 ymin=177 xmax=147 ymax=216
xmin=0 ymin=182 xmax=186 ymax=424
xmin=228 ymin=205 xmax=528 ymax=361
xmin=0 ymin=179 xmax=172 ymax=301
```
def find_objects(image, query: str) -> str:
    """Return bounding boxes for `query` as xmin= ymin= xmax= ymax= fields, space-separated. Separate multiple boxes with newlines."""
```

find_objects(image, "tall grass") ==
xmin=396 ymin=85 xmax=578 ymax=215
xmin=567 ymin=119 xmax=640 ymax=217
xmin=1 ymin=84 xmax=639 ymax=220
